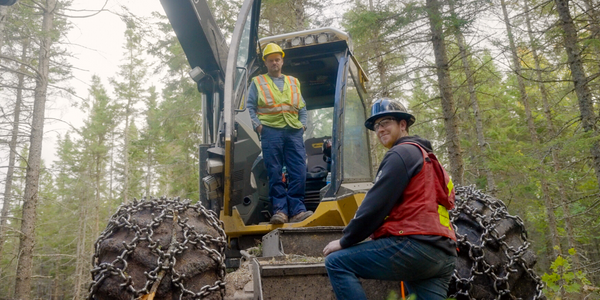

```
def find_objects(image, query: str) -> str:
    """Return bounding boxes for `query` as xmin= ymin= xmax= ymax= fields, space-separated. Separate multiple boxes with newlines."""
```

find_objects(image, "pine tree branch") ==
xmin=33 ymin=253 xmax=76 ymax=258
xmin=45 ymin=117 xmax=82 ymax=135
xmin=56 ymin=0 xmax=108 ymax=18
xmin=0 ymin=55 xmax=41 ymax=78
xmin=0 ymin=84 xmax=35 ymax=90
xmin=47 ymin=83 xmax=85 ymax=101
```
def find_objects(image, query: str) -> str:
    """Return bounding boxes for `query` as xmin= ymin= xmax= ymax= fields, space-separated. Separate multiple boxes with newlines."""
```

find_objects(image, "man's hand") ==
xmin=256 ymin=125 xmax=263 ymax=134
xmin=323 ymin=239 xmax=342 ymax=256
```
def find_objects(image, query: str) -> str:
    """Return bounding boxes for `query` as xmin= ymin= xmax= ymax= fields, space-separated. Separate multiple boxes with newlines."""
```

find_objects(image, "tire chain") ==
xmin=87 ymin=197 xmax=227 ymax=300
xmin=449 ymin=185 xmax=545 ymax=300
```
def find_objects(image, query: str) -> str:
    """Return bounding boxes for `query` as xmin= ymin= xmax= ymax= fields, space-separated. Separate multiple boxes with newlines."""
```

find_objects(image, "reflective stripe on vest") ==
xmin=256 ymin=75 xmax=275 ymax=106
xmin=257 ymin=103 xmax=299 ymax=115
xmin=288 ymin=75 xmax=299 ymax=107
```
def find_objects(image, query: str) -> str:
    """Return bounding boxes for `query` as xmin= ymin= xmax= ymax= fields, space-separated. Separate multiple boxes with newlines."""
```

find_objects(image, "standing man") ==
xmin=247 ymin=43 xmax=313 ymax=224
xmin=323 ymin=98 xmax=457 ymax=299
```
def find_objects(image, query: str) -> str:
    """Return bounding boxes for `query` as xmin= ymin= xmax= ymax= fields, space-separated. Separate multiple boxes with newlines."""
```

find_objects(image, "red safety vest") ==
xmin=372 ymin=142 xmax=457 ymax=241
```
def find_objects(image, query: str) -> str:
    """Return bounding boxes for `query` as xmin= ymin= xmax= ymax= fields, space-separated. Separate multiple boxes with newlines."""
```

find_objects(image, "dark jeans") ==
xmin=260 ymin=126 xmax=307 ymax=217
xmin=325 ymin=236 xmax=455 ymax=300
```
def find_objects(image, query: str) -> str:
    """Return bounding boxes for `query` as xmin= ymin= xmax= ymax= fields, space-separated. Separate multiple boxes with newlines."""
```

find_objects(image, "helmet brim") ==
xmin=365 ymin=112 xmax=415 ymax=131
xmin=262 ymin=51 xmax=285 ymax=61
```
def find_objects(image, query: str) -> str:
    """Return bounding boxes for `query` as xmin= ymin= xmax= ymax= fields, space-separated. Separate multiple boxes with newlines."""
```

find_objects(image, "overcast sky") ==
xmin=42 ymin=0 xmax=167 ymax=164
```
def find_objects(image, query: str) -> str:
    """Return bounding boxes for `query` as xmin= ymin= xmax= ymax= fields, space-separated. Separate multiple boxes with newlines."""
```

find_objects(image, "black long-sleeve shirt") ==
xmin=339 ymin=136 xmax=457 ymax=256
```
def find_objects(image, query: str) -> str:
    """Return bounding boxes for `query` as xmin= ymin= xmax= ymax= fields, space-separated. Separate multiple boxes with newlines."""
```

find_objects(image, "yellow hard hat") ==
xmin=262 ymin=43 xmax=285 ymax=61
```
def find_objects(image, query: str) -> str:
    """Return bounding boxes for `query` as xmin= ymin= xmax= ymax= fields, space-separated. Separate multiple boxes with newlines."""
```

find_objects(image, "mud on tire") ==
xmin=449 ymin=186 xmax=545 ymax=299
xmin=88 ymin=197 xmax=227 ymax=300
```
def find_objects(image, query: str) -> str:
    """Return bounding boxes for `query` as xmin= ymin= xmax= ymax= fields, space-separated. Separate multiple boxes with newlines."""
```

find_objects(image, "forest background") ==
xmin=1 ymin=0 xmax=600 ymax=298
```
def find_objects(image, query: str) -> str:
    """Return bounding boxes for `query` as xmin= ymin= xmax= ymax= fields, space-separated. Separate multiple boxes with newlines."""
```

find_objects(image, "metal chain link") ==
xmin=87 ymin=197 xmax=227 ymax=300
xmin=449 ymin=185 xmax=545 ymax=300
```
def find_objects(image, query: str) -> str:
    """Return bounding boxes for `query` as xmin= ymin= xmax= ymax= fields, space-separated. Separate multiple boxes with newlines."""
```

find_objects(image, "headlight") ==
xmin=305 ymin=35 xmax=315 ymax=45
xmin=317 ymin=33 xmax=329 ymax=43
xmin=291 ymin=36 xmax=303 ymax=47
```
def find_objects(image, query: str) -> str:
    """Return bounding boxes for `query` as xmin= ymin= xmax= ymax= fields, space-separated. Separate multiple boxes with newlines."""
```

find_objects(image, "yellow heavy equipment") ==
xmin=161 ymin=0 xmax=375 ymax=258
xmin=88 ymin=0 xmax=545 ymax=299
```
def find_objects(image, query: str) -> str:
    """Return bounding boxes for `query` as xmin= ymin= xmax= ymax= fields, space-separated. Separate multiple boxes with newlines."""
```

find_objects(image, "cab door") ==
xmin=221 ymin=0 xmax=263 ymax=216
xmin=326 ymin=51 xmax=373 ymax=199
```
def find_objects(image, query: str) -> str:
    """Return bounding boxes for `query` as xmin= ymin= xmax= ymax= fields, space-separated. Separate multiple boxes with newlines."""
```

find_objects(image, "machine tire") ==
xmin=88 ymin=197 xmax=227 ymax=300
xmin=449 ymin=186 xmax=545 ymax=299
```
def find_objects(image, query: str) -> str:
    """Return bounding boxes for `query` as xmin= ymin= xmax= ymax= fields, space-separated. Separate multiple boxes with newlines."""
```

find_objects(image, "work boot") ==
xmin=290 ymin=211 xmax=313 ymax=223
xmin=270 ymin=212 xmax=288 ymax=224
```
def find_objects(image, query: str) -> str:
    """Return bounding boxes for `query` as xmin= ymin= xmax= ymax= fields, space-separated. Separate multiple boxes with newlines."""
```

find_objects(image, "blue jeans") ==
xmin=260 ymin=126 xmax=307 ymax=217
xmin=325 ymin=236 xmax=455 ymax=300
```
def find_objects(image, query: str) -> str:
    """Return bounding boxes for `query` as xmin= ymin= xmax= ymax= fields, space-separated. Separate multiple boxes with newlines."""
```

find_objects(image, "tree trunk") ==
xmin=14 ymin=0 xmax=57 ymax=298
xmin=425 ymin=0 xmax=464 ymax=185
xmin=448 ymin=0 xmax=495 ymax=193
xmin=0 ymin=5 xmax=7 ymax=50
xmin=0 ymin=37 xmax=28 ymax=271
xmin=525 ymin=0 xmax=580 ymax=269
xmin=94 ymin=156 xmax=100 ymax=245
xmin=72 ymin=203 xmax=87 ymax=300
xmin=554 ymin=0 xmax=600 ymax=190
xmin=123 ymin=108 xmax=130 ymax=202
xmin=583 ymin=0 xmax=600 ymax=66
xmin=291 ymin=0 xmax=305 ymax=31
xmin=121 ymin=40 xmax=138 ymax=203
xmin=500 ymin=0 xmax=536 ymax=140
xmin=146 ymin=148 xmax=151 ymax=197
xmin=110 ymin=129 xmax=115 ymax=200
xmin=501 ymin=0 xmax=561 ymax=261
xmin=52 ymin=264 xmax=60 ymax=300
xmin=369 ymin=0 xmax=388 ymax=98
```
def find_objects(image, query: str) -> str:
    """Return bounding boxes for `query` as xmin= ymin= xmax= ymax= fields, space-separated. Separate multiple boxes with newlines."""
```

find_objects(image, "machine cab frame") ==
xmin=161 ymin=0 xmax=374 ymax=236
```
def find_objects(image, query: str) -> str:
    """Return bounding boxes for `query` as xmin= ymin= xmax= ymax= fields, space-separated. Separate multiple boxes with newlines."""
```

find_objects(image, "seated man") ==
xmin=323 ymin=98 xmax=457 ymax=299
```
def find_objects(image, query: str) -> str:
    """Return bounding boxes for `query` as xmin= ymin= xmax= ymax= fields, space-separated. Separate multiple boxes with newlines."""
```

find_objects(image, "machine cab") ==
xmin=237 ymin=30 xmax=373 ymax=223
xmin=161 ymin=0 xmax=374 ymax=231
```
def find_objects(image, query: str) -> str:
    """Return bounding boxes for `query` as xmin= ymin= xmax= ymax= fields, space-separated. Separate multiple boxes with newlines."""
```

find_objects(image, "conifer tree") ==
xmin=15 ymin=0 xmax=61 ymax=297
xmin=0 ymin=36 xmax=29 ymax=270
xmin=425 ymin=0 xmax=464 ymax=185
xmin=448 ymin=0 xmax=496 ymax=193
xmin=554 ymin=0 xmax=600 ymax=191
xmin=148 ymin=15 xmax=203 ymax=198
xmin=111 ymin=18 xmax=147 ymax=203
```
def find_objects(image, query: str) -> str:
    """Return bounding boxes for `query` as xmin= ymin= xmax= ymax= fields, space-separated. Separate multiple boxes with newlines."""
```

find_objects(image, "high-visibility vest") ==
xmin=371 ymin=142 xmax=457 ymax=241
xmin=252 ymin=74 xmax=305 ymax=129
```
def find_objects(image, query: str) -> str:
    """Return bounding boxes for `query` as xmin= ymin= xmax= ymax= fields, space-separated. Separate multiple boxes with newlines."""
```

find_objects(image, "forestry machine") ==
xmin=88 ymin=0 xmax=545 ymax=299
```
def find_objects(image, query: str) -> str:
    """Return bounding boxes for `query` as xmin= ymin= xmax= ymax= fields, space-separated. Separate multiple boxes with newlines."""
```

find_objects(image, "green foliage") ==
xmin=384 ymin=290 xmax=417 ymax=300
xmin=3 ymin=0 xmax=600 ymax=296
xmin=341 ymin=1 xmax=411 ymax=97
xmin=259 ymin=0 xmax=332 ymax=35
xmin=542 ymin=249 xmax=593 ymax=296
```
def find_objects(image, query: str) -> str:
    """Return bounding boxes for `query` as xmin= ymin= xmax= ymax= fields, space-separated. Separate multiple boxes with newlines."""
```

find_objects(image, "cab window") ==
xmin=235 ymin=13 xmax=253 ymax=110
xmin=342 ymin=65 xmax=371 ymax=182
xmin=305 ymin=107 xmax=334 ymax=139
